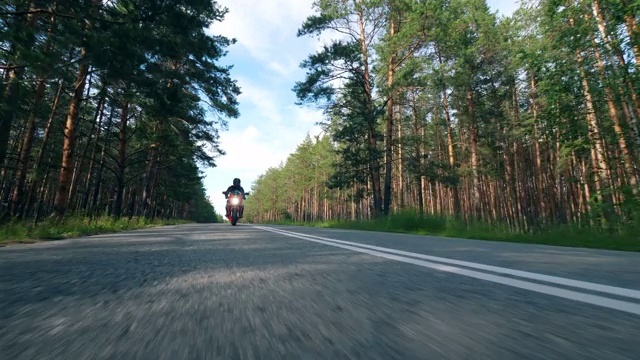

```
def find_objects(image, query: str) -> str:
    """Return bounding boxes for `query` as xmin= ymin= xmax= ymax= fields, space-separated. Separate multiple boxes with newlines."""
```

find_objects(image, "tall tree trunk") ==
xmin=24 ymin=80 xmax=64 ymax=217
xmin=420 ymin=125 xmax=427 ymax=214
xmin=529 ymin=73 xmax=546 ymax=224
xmin=10 ymin=8 xmax=59 ymax=218
xmin=113 ymin=100 xmax=129 ymax=218
xmin=68 ymin=89 xmax=103 ymax=208
xmin=467 ymin=88 xmax=481 ymax=219
xmin=502 ymin=124 xmax=516 ymax=230
xmin=570 ymin=15 xmax=613 ymax=218
xmin=397 ymin=104 xmax=404 ymax=210
xmin=383 ymin=15 xmax=396 ymax=216
xmin=356 ymin=0 xmax=382 ymax=216
xmin=90 ymin=106 xmax=114 ymax=215
xmin=52 ymin=0 xmax=102 ymax=219
xmin=11 ymin=79 xmax=47 ymax=217
xmin=441 ymin=88 xmax=461 ymax=216
xmin=141 ymin=123 xmax=159 ymax=217
xmin=0 ymin=4 xmax=38 ymax=167
xmin=411 ymin=90 xmax=424 ymax=214
xmin=434 ymin=49 xmax=461 ymax=216
xmin=590 ymin=0 xmax=640 ymax=141
xmin=584 ymin=7 xmax=638 ymax=193
xmin=80 ymin=96 xmax=106 ymax=212
xmin=52 ymin=54 xmax=91 ymax=219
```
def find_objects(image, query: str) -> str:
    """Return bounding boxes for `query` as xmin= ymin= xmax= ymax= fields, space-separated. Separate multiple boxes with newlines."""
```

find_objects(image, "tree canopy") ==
xmin=0 ymin=0 xmax=239 ymax=223
xmin=246 ymin=0 xmax=640 ymax=232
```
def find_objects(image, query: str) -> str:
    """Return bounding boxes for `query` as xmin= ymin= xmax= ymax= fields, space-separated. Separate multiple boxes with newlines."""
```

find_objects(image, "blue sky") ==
xmin=203 ymin=0 xmax=520 ymax=216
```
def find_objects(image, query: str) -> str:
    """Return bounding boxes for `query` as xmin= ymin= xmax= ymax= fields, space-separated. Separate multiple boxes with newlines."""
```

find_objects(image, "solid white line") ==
xmin=261 ymin=226 xmax=640 ymax=301
xmin=255 ymin=226 xmax=640 ymax=316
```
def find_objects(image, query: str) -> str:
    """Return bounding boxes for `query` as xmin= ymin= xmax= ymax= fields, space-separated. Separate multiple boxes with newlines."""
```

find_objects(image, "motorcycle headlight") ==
xmin=231 ymin=198 xmax=239 ymax=205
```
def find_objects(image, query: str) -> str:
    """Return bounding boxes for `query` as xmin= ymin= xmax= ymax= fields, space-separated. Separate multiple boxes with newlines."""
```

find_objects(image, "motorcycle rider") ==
xmin=223 ymin=178 xmax=246 ymax=218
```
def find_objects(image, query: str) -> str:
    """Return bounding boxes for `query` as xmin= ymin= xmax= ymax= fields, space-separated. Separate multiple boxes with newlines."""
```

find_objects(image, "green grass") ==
xmin=0 ymin=216 xmax=190 ymax=246
xmin=264 ymin=211 xmax=640 ymax=252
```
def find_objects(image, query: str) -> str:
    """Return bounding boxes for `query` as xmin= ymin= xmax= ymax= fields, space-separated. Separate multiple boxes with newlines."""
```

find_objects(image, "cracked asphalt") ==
xmin=1 ymin=223 xmax=639 ymax=359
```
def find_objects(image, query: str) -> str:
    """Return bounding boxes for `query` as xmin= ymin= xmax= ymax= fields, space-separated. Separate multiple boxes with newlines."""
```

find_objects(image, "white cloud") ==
xmin=240 ymin=125 xmax=259 ymax=139
xmin=217 ymin=126 xmax=289 ymax=171
xmin=291 ymin=105 xmax=325 ymax=127
xmin=267 ymin=61 xmax=292 ymax=77
xmin=211 ymin=0 xmax=316 ymax=64
xmin=205 ymin=124 xmax=288 ymax=212
xmin=236 ymin=77 xmax=283 ymax=123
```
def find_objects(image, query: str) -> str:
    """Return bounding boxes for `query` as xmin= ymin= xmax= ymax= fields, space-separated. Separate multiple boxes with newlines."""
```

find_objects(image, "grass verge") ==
xmin=0 ymin=216 xmax=190 ymax=246
xmin=267 ymin=211 xmax=640 ymax=252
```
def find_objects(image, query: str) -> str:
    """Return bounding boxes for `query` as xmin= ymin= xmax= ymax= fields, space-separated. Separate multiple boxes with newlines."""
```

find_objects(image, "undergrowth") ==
xmin=266 ymin=210 xmax=640 ymax=252
xmin=0 ymin=216 xmax=190 ymax=245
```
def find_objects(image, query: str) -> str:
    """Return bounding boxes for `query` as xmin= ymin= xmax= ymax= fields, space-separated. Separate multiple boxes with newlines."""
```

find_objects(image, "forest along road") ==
xmin=1 ymin=224 xmax=639 ymax=360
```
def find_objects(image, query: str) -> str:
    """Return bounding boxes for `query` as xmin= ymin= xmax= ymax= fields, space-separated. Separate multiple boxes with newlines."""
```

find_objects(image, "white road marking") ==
xmin=260 ymin=226 xmax=640 ymax=301
xmin=254 ymin=226 xmax=640 ymax=316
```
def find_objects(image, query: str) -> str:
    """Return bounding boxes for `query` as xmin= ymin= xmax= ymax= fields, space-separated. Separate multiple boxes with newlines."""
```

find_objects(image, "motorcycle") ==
xmin=222 ymin=190 xmax=250 ymax=226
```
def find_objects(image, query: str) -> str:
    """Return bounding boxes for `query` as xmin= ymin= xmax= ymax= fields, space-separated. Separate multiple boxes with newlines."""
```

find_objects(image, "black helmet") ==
xmin=233 ymin=178 xmax=241 ymax=186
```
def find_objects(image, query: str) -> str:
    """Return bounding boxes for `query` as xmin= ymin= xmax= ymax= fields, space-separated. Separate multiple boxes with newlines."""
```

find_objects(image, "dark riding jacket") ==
xmin=224 ymin=185 xmax=245 ymax=199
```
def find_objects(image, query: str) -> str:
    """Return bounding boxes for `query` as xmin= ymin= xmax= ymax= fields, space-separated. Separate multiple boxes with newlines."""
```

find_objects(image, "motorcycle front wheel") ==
xmin=231 ymin=209 xmax=238 ymax=226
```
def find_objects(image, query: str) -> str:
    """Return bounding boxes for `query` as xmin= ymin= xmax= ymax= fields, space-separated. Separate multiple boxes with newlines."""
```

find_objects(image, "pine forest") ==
xmin=244 ymin=0 xmax=640 ymax=236
xmin=0 ymin=0 xmax=239 ymax=224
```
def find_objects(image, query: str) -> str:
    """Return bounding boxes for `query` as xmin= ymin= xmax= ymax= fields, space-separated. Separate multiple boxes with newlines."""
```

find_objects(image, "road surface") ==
xmin=1 ymin=223 xmax=639 ymax=359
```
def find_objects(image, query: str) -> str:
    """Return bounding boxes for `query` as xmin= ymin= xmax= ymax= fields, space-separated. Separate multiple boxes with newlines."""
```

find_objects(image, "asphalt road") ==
xmin=1 ymin=223 xmax=639 ymax=360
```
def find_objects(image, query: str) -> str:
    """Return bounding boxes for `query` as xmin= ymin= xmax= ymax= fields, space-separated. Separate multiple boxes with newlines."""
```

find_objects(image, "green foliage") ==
xmin=244 ymin=134 xmax=337 ymax=223
xmin=0 ymin=0 xmax=238 ymax=223
xmin=0 ymin=216 xmax=189 ymax=244
xmin=187 ymin=187 xmax=222 ymax=224
xmin=295 ymin=0 xmax=390 ymax=215
xmin=255 ymin=0 xmax=640 ymax=250
xmin=272 ymin=211 xmax=640 ymax=252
